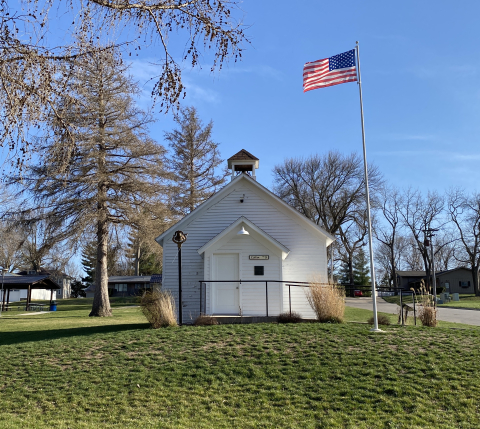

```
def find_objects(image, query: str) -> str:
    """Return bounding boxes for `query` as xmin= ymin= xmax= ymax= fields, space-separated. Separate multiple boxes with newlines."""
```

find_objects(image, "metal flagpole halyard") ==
xmin=355 ymin=41 xmax=382 ymax=332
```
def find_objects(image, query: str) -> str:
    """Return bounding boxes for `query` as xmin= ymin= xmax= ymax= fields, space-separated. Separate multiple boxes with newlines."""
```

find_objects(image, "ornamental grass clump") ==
xmin=307 ymin=281 xmax=345 ymax=323
xmin=140 ymin=289 xmax=177 ymax=328
xmin=413 ymin=281 xmax=437 ymax=327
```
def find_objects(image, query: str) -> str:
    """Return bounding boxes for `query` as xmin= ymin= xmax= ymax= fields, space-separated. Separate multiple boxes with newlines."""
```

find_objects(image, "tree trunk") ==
xmin=391 ymin=247 xmax=397 ymax=290
xmin=134 ymin=243 xmax=140 ymax=276
xmin=89 ymin=203 xmax=112 ymax=317
xmin=348 ymin=256 xmax=354 ymax=286
xmin=89 ymin=82 xmax=112 ymax=317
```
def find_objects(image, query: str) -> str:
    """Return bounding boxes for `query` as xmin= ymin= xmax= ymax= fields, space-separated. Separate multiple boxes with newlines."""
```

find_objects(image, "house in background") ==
xmin=84 ymin=275 xmax=159 ymax=298
xmin=437 ymin=267 xmax=475 ymax=294
xmin=396 ymin=267 xmax=475 ymax=294
xmin=156 ymin=149 xmax=335 ymax=324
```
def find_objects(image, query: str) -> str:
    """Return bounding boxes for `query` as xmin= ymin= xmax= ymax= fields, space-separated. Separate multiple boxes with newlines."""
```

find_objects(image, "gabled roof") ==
xmin=156 ymin=173 xmax=336 ymax=246
xmin=227 ymin=149 xmax=260 ymax=169
xmin=436 ymin=267 xmax=471 ymax=276
xmin=228 ymin=149 xmax=259 ymax=161
xmin=197 ymin=216 xmax=290 ymax=260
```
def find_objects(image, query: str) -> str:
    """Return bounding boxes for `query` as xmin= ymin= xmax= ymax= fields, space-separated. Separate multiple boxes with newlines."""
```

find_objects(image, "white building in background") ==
xmin=156 ymin=149 xmax=334 ymax=323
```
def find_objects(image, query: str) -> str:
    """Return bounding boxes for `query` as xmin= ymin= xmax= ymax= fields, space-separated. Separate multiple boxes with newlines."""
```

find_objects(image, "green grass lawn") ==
xmin=438 ymin=294 xmax=480 ymax=309
xmin=384 ymin=293 xmax=480 ymax=310
xmin=1 ymin=300 xmax=480 ymax=428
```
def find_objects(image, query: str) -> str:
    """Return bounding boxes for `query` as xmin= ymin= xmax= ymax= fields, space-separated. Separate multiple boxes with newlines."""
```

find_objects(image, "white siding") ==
xmin=211 ymin=235 xmax=282 ymax=316
xmin=161 ymin=178 xmax=329 ymax=322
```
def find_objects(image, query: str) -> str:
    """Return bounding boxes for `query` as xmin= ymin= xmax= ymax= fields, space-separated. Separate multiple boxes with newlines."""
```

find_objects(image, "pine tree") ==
xmin=165 ymin=106 xmax=227 ymax=216
xmin=353 ymin=249 xmax=371 ymax=286
xmin=11 ymin=48 xmax=168 ymax=316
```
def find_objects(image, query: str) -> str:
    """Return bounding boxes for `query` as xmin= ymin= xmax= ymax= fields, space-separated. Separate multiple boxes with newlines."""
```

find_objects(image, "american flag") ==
xmin=303 ymin=49 xmax=357 ymax=92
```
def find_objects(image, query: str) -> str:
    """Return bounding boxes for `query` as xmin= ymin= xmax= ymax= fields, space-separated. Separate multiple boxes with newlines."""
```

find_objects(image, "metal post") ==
xmin=265 ymin=282 xmax=268 ymax=317
xmin=178 ymin=246 xmax=182 ymax=324
xmin=413 ymin=292 xmax=416 ymax=326
xmin=430 ymin=239 xmax=437 ymax=308
xmin=0 ymin=269 xmax=6 ymax=315
xmin=400 ymin=291 xmax=404 ymax=326
xmin=199 ymin=281 xmax=202 ymax=315
xmin=172 ymin=231 xmax=187 ymax=325
xmin=356 ymin=41 xmax=381 ymax=332
xmin=289 ymin=284 xmax=292 ymax=316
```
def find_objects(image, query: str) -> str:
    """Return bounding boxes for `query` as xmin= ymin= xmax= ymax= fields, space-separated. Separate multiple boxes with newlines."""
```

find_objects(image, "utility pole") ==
xmin=424 ymin=228 xmax=439 ymax=307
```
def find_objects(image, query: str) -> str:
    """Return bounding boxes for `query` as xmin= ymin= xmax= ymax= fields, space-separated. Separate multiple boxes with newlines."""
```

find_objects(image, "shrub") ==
xmin=418 ymin=306 xmax=437 ymax=327
xmin=194 ymin=315 xmax=219 ymax=326
xmin=307 ymin=282 xmax=345 ymax=323
xmin=277 ymin=312 xmax=302 ymax=323
xmin=367 ymin=314 xmax=391 ymax=326
xmin=140 ymin=289 xmax=177 ymax=328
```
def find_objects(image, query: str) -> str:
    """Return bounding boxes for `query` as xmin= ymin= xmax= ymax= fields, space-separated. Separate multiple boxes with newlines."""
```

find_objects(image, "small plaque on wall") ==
xmin=249 ymin=255 xmax=269 ymax=260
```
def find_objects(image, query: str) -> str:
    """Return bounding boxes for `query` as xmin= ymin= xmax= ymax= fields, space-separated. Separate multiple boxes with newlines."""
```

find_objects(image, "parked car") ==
xmin=354 ymin=290 xmax=363 ymax=297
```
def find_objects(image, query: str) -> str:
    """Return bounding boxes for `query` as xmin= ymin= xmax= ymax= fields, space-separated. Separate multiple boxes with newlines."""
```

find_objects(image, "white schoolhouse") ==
xmin=156 ymin=150 xmax=334 ymax=323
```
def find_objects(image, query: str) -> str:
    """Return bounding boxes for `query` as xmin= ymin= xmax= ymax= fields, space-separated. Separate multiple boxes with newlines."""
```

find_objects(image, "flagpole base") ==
xmin=370 ymin=328 xmax=384 ymax=333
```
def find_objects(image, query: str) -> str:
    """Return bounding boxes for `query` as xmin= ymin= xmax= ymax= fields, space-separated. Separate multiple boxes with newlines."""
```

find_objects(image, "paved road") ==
xmin=345 ymin=297 xmax=480 ymax=327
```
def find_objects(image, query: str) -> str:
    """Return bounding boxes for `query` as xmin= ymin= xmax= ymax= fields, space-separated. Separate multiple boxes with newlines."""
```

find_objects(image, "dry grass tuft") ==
xmin=307 ymin=281 xmax=345 ymax=323
xmin=277 ymin=312 xmax=302 ymax=324
xmin=368 ymin=314 xmax=391 ymax=326
xmin=412 ymin=280 xmax=437 ymax=327
xmin=194 ymin=315 xmax=219 ymax=326
xmin=418 ymin=306 xmax=437 ymax=327
xmin=140 ymin=289 xmax=177 ymax=328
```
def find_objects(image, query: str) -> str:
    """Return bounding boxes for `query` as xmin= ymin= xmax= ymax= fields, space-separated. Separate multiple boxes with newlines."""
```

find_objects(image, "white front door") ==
xmin=213 ymin=254 xmax=239 ymax=314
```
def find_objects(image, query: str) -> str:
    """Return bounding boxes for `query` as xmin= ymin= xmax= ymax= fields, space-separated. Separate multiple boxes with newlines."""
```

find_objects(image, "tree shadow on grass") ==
xmin=0 ymin=323 xmax=151 ymax=346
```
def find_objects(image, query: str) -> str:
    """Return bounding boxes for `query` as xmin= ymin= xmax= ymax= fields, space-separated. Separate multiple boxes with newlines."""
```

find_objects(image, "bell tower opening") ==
xmin=227 ymin=149 xmax=260 ymax=181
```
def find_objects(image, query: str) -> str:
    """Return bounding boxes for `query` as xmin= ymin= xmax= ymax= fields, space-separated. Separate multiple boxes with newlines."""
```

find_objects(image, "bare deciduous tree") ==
xmin=273 ymin=151 xmax=382 ymax=283
xmin=0 ymin=221 xmax=25 ymax=272
xmin=399 ymin=188 xmax=444 ymax=290
xmin=0 ymin=1 xmax=248 ymax=163
xmin=374 ymin=186 xmax=404 ymax=288
xmin=9 ymin=49 xmax=168 ymax=316
xmin=447 ymin=189 xmax=480 ymax=296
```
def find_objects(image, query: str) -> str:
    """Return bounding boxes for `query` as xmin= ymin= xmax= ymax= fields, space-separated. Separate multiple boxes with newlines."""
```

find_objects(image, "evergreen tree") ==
xmin=337 ymin=262 xmax=352 ymax=285
xmin=353 ymin=248 xmax=371 ymax=286
xmin=165 ymin=106 xmax=227 ymax=216
xmin=11 ymin=48 xmax=168 ymax=317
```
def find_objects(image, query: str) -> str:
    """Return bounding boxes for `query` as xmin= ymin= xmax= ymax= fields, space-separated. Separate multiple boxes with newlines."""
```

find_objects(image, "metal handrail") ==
xmin=198 ymin=280 xmax=417 ymax=318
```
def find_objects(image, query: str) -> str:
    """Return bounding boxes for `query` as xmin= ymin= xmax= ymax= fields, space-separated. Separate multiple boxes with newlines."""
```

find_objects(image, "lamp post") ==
xmin=1 ymin=268 xmax=7 ymax=316
xmin=172 ymin=231 xmax=187 ymax=325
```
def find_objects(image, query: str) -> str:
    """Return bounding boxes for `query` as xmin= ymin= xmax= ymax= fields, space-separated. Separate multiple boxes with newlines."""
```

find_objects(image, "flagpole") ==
xmin=355 ymin=41 xmax=382 ymax=332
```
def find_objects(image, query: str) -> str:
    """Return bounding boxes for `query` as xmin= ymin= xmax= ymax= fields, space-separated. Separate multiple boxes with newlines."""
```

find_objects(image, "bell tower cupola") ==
xmin=227 ymin=149 xmax=260 ymax=181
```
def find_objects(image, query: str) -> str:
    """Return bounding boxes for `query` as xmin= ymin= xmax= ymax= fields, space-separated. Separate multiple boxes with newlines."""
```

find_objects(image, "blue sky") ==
xmin=126 ymin=0 xmax=480 ymax=193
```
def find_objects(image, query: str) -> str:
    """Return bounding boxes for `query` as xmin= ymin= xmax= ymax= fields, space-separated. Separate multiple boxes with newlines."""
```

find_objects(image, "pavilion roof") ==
xmin=1 ymin=275 xmax=60 ymax=290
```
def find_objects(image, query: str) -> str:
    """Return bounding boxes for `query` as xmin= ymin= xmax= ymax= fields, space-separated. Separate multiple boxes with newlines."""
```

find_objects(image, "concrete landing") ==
xmin=213 ymin=316 xmax=279 ymax=324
